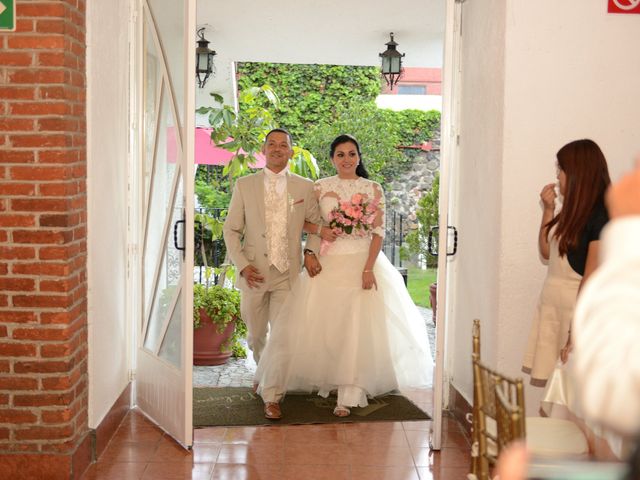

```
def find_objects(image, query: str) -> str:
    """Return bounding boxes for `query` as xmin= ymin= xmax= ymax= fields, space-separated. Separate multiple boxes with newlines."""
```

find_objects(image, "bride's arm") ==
xmin=362 ymin=183 xmax=385 ymax=290
xmin=303 ymin=221 xmax=336 ymax=241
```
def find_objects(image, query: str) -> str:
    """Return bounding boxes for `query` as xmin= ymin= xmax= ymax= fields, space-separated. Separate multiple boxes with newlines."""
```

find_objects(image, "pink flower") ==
xmin=351 ymin=193 xmax=363 ymax=204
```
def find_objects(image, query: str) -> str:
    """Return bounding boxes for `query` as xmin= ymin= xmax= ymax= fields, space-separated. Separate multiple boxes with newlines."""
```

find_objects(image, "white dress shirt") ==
xmin=572 ymin=216 xmax=640 ymax=436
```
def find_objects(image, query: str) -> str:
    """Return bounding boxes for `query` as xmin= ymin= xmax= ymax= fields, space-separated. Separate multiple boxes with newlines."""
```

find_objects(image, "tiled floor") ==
xmin=81 ymin=389 xmax=470 ymax=480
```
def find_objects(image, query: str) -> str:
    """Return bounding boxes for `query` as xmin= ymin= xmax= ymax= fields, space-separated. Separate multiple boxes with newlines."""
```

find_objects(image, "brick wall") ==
xmin=0 ymin=0 xmax=88 ymax=477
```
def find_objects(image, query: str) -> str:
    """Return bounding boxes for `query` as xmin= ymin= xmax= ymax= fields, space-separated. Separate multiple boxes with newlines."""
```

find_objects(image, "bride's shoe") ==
xmin=333 ymin=405 xmax=350 ymax=417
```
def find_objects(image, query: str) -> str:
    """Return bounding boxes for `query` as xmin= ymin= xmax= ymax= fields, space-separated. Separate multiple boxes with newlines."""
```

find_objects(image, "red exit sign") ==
xmin=608 ymin=0 xmax=640 ymax=13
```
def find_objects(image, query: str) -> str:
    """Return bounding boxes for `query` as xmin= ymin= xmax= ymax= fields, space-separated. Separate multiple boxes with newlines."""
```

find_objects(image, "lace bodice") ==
xmin=314 ymin=175 xmax=385 ymax=255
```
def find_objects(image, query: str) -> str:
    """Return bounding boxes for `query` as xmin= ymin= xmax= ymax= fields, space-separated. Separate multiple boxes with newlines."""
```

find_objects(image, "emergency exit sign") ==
xmin=0 ymin=0 xmax=16 ymax=31
xmin=608 ymin=0 xmax=640 ymax=13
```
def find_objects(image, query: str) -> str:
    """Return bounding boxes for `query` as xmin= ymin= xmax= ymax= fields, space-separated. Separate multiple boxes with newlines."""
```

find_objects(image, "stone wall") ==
xmin=386 ymin=131 xmax=441 ymax=231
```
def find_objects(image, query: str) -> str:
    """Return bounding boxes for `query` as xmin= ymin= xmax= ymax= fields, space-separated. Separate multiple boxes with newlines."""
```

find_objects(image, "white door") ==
xmin=431 ymin=0 xmax=463 ymax=450
xmin=133 ymin=0 xmax=195 ymax=447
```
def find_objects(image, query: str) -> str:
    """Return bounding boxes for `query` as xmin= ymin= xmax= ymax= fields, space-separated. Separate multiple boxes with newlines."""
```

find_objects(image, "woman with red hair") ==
xmin=522 ymin=139 xmax=611 ymax=386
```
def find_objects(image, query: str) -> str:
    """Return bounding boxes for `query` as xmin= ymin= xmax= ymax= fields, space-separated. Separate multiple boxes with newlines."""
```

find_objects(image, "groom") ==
xmin=223 ymin=129 xmax=322 ymax=419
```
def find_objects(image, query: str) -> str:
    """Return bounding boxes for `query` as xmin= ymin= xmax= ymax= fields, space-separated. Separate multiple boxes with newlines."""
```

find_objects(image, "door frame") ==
xmin=431 ymin=0 xmax=463 ymax=450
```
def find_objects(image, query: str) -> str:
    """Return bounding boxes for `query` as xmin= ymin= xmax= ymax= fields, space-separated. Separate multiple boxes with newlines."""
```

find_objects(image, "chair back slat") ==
xmin=495 ymin=381 xmax=526 ymax=454
xmin=472 ymin=355 xmax=527 ymax=480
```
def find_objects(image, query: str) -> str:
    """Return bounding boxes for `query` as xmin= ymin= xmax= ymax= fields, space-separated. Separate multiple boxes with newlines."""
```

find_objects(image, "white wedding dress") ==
xmin=255 ymin=175 xmax=434 ymax=408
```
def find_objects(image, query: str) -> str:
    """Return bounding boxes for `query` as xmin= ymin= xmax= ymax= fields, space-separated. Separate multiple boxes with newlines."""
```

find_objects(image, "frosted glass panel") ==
xmin=144 ymin=180 xmax=184 ymax=355
xmin=147 ymin=0 xmax=184 ymax=128
xmin=159 ymin=291 xmax=182 ymax=367
xmin=143 ymin=83 xmax=180 ymax=316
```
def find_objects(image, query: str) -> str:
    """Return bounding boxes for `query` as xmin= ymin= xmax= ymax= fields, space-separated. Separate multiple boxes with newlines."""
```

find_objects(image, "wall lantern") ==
xmin=379 ymin=32 xmax=405 ymax=90
xmin=196 ymin=27 xmax=216 ymax=89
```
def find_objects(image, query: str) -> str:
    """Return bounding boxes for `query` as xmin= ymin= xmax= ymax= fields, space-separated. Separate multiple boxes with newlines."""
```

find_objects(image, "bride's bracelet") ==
xmin=363 ymin=269 xmax=373 ymax=273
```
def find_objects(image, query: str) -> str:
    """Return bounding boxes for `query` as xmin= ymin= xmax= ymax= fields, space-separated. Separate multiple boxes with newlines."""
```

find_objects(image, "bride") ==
xmin=255 ymin=134 xmax=434 ymax=419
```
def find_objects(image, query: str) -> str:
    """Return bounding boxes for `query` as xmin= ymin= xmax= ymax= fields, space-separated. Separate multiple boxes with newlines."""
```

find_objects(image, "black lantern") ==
xmin=379 ymin=32 xmax=405 ymax=90
xmin=196 ymin=28 xmax=216 ymax=88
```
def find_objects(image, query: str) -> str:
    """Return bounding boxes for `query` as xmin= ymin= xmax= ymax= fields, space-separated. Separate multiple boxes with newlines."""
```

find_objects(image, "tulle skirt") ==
xmin=255 ymin=249 xmax=434 ymax=407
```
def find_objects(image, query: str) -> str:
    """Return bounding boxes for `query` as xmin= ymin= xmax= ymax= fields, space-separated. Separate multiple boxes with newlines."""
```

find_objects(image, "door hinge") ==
xmin=128 ymin=369 xmax=136 ymax=381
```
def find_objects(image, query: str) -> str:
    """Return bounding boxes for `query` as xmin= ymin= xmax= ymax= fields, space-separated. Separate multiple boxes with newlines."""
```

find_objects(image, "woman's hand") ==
xmin=320 ymin=226 xmax=338 ymax=242
xmin=362 ymin=270 xmax=378 ymax=290
xmin=540 ymin=183 xmax=557 ymax=211
xmin=560 ymin=337 xmax=573 ymax=364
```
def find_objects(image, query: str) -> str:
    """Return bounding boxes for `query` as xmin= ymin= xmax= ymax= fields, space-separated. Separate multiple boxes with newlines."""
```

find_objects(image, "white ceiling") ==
xmin=197 ymin=0 xmax=446 ymax=67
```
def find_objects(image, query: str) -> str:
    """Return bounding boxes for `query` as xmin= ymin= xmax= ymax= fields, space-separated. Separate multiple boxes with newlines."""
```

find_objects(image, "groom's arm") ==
xmin=223 ymin=179 xmax=251 ymax=274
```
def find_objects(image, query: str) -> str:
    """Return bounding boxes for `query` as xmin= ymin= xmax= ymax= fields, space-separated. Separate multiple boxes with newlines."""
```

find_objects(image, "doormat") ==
xmin=193 ymin=387 xmax=430 ymax=427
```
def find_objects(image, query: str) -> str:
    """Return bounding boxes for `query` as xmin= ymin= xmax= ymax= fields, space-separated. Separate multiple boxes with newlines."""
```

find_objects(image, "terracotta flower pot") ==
xmin=193 ymin=309 xmax=236 ymax=366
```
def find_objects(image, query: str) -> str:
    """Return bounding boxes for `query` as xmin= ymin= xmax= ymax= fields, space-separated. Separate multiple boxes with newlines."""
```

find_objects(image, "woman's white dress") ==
xmin=255 ymin=176 xmax=434 ymax=408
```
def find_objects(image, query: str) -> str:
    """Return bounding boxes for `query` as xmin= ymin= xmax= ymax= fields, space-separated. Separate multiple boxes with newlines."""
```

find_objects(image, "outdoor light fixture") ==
xmin=196 ymin=28 xmax=216 ymax=88
xmin=379 ymin=32 xmax=405 ymax=90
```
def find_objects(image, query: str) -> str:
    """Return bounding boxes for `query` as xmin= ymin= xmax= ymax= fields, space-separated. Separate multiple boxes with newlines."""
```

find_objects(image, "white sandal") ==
xmin=333 ymin=405 xmax=351 ymax=417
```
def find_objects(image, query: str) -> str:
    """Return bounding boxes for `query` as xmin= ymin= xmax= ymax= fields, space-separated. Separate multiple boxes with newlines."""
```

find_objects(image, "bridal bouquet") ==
xmin=328 ymin=193 xmax=379 ymax=237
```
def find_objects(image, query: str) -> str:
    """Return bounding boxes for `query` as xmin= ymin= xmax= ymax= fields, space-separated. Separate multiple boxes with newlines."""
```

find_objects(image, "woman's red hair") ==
xmin=546 ymin=139 xmax=611 ymax=256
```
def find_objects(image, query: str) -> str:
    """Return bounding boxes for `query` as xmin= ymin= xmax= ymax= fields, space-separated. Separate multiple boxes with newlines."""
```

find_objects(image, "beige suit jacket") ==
xmin=223 ymin=170 xmax=322 ymax=291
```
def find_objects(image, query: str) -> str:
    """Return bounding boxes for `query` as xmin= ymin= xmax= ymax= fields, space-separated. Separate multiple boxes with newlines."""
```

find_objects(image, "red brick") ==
xmin=0 ymin=151 xmax=35 ymax=163
xmin=38 ymin=149 xmax=80 ymax=163
xmin=0 ymin=86 xmax=36 ymax=100
xmin=0 ymin=311 xmax=37 ymax=323
xmin=0 ymin=394 xmax=8 ymax=405
xmin=42 ymin=408 xmax=74 ymax=424
xmin=14 ymin=392 xmax=74 ymax=407
xmin=17 ymin=3 xmax=67 ymax=17
xmin=0 ymin=231 xmax=7 ymax=243
xmin=39 ymin=182 xmax=79 ymax=196
xmin=39 ymin=245 xmax=77 ymax=260
xmin=40 ymin=342 xmax=76 ymax=358
xmin=0 ymin=377 xmax=38 ymax=390
xmin=0 ymin=296 xmax=7 ymax=307
xmin=0 ymin=326 xmax=6 ymax=337
xmin=0 ymin=52 xmax=33 ymax=67
xmin=0 ymin=264 xmax=7 ymax=275
xmin=0 ymin=184 xmax=36 ymax=196
xmin=12 ymin=262 xmax=69 ymax=276
xmin=40 ymin=214 xmax=79 ymax=228
xmin=15 ymin=425 xmax=74 ymax=441
xmin=0 ymin=343 xmax=37 ymax=357
xmin=8 ymin=35 xmax=66 ymax=50
xmin=10 ymin=101 xmax=71 ymax=116
xmin=11 ymin=198 xmax=70 ymax=212
xmin=0 ymin=361 xmax=9 ymax=373
xmin=14 ymin=360 xmax=74 ymax=375
xmin=36 ymin=19 xmax=67 ymax=35
xmin=13 ymin=326 xmax=74 ymax=342
xmin=40 ymin=307 xmax=83 ymax=325
xmin=0 ymin=246 xmax=36 ymax=260
xmin=13 ymin=230 xmax=72 ymax=245
xmin=38 ymin=52 xmax=72 ymax=67
xmin=9 ymin=68 xmax=68 ymax=86
xmin=12 ymin=294 xmax=74 ymax=309
xmin=0 ymin=278 xmax=36 ymax=291
xmin=40 ymin=277 xmax=79 ymax=293
xmin=0 ymin=215 xmax=36 ymax=227
xmin=0 ymin=409 xmax=37 ymax=424
xmin=0 ymin=118 xmax=34 ymax=131
xmin=39 ymin=86 xmax=75 ymax=101
xmin=38 ymin=118 xmax=78 ymax=132
xmin=0 ymin=428 xmax=9 ymax=440
xmin=15 ymin=18 xmax=34 ymax=32
xmin=11 ymin=134 xmax=72 ymax=148
xmin=42 ymin=370 xmax=80 ymax=391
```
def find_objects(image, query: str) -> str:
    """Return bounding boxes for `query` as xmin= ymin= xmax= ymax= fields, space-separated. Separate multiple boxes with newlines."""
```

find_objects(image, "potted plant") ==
xmin=193 ymin=268 xmax=247 ymax=365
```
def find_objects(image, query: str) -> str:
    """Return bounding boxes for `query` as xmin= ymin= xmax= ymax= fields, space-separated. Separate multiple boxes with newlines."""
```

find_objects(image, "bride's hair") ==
xmin=329 ymin=134 xmax=370 ymax=179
